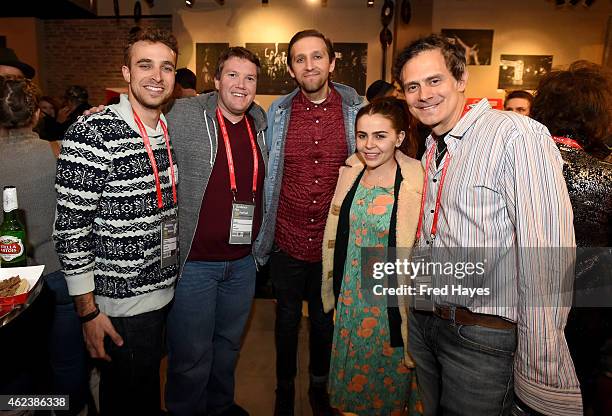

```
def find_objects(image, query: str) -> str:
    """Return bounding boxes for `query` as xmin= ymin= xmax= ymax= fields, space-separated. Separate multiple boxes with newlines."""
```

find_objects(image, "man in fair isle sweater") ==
xmin=53 ymin=28 xmax=179 ymax=415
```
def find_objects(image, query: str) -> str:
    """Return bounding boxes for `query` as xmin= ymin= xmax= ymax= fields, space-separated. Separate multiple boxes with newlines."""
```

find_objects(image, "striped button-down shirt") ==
xmin=418 ymin=99 xmax=582 ymax=415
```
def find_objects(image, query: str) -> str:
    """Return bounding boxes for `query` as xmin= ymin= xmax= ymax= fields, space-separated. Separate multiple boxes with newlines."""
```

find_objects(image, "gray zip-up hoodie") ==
xmin=165 ymin=92 xmax=268 ymax=271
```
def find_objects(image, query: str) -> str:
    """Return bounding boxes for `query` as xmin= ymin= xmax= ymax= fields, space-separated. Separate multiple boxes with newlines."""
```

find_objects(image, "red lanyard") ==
xmin=133 ymin=111 xmax=177 ymax=209
xmin=552 ymin=136 xmax=583 ymax=150
xmin=215 ymin=108 xmax=259 ymax=200
xmin=415 ymin=143 xmax=452 ymax=242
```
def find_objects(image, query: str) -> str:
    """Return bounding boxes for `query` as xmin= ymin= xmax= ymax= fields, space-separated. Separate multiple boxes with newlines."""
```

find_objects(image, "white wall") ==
xmin=431 ymin=0 xmax=611 ymax=99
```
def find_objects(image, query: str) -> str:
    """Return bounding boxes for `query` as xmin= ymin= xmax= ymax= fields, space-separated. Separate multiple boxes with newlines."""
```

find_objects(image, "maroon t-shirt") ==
xmin=188 ymin=114 xmax=264 ymax=261
xmin=274 ymin=87 xmax=347 ymax=262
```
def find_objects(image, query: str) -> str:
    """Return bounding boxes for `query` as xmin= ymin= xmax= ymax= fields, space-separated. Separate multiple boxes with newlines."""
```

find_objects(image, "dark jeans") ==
xmin=45 ymin=271 xmax=89 ymax=415
xmin=165 ymin=256 xmax=256 ymax=416
xmin=99 ymin=307 xmax=167 ymax=416
xmin=270 ymin=250 xmax=334 ymax=385
xmin=409 ymin=309 xmax=516 ymax=416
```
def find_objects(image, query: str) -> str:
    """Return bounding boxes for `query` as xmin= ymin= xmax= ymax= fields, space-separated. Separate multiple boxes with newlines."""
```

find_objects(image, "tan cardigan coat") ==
xmin=321 ymin=150 xmax=424 ymax=367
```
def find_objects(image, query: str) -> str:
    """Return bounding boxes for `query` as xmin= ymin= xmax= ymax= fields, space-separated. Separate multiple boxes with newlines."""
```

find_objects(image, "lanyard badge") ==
xmin=216 ymin=108 xmax=259 ymax=245
xmin=133 ymin=111 xmax=178 ymax=269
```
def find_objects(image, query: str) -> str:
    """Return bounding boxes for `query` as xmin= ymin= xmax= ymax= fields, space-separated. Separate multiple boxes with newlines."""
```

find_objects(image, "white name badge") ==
xmin=161 ymin=219 xmax=178 ymax=269
xmin=229 ymin=202 xmax=254 ymax=245
xmin=412 ymin=253 xmax=435 ymax=311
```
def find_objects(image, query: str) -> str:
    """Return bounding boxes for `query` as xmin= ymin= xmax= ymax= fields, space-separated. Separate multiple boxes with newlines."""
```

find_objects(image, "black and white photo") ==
xmin=196 ymin=42 xmax=229 ymax=93
xmin=332 ymin=43 xmax=367 ymax=95
xmin=441 ymin=29 xmax=494 ymax=65
xmin=498 ymin=54 xmax=553 ymax=90
xmin=246 ymin=42 xmax=293 ymax=95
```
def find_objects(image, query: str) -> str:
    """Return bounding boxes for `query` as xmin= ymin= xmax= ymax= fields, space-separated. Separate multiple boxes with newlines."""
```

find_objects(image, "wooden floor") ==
xmin=158 ymin=299 xmax=314 ymax=416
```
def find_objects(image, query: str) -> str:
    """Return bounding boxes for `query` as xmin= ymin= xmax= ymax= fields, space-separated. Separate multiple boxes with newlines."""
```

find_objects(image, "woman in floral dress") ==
xmin=321 ymin=98 xmax=424 ymax=415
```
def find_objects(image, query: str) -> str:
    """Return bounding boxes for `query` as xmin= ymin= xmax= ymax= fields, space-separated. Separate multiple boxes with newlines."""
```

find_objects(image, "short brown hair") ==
xmin=287 ymin=29 xmax=335 ymax=70
xmin=0 ymin=75 xmax=41 ymax=129
xmin=214 ymin=47 xmax=261 ymax=79
xmin=504 ymin=90 xmax=533 ymax=108
xmin=124 ymin=27 xmax=179 ymax=67
xmin=394 ymin=34 xmax=466 ymax=85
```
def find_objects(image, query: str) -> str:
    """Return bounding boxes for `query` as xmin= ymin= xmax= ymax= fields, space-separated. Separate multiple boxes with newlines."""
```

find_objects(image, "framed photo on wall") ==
xmin=441 ymin=29 xmax=494 ymax=65
xmin=246 ymin=43 xmax=293 ymax=95
xmin=196 ymin=43 xmax=229 ymax=93
xmin=332 ymin=43 xmax=368 ymax=96
xmin=498 ymin=54 xmax=553 ymax=90
xmin=0 ymin=36 xmax=6 ymax=48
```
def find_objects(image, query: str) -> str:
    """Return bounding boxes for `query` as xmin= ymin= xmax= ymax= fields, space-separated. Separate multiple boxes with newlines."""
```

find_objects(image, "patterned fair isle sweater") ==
xmin=53 ymin=96 xmax=178 ymax=317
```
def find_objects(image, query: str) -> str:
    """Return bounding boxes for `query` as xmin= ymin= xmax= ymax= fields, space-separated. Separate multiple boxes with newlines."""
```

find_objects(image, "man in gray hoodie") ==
xmin=165 ymin=46 xmax=268 ymax=416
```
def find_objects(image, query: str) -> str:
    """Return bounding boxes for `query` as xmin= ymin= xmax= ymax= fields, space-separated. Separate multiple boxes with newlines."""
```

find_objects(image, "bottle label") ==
xmin=0 ymin=235 xmax=25 ymax=261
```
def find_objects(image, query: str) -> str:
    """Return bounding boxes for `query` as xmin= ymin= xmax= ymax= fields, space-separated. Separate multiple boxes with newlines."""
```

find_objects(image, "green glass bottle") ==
xmin=0 ymin=186 xmax=27 ymax=268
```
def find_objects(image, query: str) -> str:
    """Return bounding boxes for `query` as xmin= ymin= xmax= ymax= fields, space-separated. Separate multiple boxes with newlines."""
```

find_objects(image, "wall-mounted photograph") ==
xmin=441 ymin=29 xmax=494 ymax=65
xmin=246 ymin=43 xmax=294 ymax=95
xmin=196 ymin=42 xmax=229 ymax=93
xmin=0 ymin=36 xmax=6 ymax=48
xmin=498 ymin=54 xmax=553 ymax=90
xmin=332 ymin=43 xmax=368 ymax=95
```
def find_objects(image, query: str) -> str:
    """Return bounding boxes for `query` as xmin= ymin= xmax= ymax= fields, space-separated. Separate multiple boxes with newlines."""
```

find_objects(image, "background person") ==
xmin=0 ymin=75 xmax=89 ymax=415
xmin=503 ymin=89 xmax=533 ymax=116
xmin=531 ymin=60 xmax=612 ymax=416
xmin=0 ymin=47 xmax=35 ymax=78
xmin=321 ymin=97 xmax=423 ymax=415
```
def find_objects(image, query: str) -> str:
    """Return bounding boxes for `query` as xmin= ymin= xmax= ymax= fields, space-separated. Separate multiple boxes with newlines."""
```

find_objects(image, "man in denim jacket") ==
xmin=253 ymin=29 xmax=362 ymax=416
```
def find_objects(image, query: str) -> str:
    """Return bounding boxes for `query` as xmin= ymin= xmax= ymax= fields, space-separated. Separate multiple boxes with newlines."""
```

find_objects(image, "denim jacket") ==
xmin=253 ymin=82 xmax=363 ymax=265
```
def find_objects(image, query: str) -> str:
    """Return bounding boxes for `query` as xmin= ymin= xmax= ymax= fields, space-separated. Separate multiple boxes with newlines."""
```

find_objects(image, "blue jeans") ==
xmin=409 ymin=309 xmax=516 ymax=416
xmin=166 ymin=255 xmax=256 ymax=416
xmin=45 ymin=270 xmax=89 ymax=415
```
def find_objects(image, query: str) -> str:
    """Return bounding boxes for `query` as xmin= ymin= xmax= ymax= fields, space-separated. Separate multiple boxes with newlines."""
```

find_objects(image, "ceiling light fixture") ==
xmin=185 ymin=0 xmax=194 ymax=7
xmin=368 ymin=0 xmax=375 ymax=7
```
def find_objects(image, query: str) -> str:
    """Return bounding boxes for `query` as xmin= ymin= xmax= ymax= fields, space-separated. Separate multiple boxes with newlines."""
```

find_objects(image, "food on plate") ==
xmin=0 ymin=275 xmax=29 ymax=297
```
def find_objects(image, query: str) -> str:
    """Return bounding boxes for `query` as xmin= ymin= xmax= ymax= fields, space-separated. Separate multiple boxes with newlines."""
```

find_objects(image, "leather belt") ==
xmin=433 ymin=305 xmax=516 ymax=330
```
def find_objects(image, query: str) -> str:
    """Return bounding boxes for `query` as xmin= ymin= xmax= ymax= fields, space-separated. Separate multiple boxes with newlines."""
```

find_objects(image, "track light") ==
xmin=185 ymin=0 xmax=194 ymax=7
xmin=367 ymin=0 xmax=375 ymax=7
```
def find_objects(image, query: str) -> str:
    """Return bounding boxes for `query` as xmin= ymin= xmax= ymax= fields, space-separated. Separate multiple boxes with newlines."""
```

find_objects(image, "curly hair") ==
xmin=531 ymin=61 xmax=612 ymax=152
xmin=355 ymin=96 xmax=419 ymax=158
xmin=124 ymin=27 xmax=179 ymax=67
xmin=0 ymin=75 xmax=41 ymax=129
xmin=393 ymin=34 xmax=466 ymax=86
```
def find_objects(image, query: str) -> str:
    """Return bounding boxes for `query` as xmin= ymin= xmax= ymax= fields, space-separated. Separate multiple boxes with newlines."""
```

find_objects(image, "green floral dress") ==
xmin=329 ymin=182 xmax=423 ymax=416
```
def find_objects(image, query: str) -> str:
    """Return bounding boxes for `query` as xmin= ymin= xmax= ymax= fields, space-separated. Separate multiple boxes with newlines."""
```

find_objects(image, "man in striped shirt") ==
xmin=394 ymin=34 xmax=581 ymax=415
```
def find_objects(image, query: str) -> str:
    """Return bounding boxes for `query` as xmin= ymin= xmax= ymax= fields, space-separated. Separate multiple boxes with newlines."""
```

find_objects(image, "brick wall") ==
xmin=43 ymin=17 xmax=172 ymax=105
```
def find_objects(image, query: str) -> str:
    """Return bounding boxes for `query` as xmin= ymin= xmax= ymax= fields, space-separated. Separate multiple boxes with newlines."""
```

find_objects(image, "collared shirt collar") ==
xmin=425 ymin=98 xmax=492 ymax=152
xmin=295 ymin=82 xmax=337 ymax=107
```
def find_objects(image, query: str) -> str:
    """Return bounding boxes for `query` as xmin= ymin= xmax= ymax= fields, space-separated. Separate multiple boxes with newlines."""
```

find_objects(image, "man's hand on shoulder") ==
xmin=83 ymin=105 xmax=106 ymax=116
